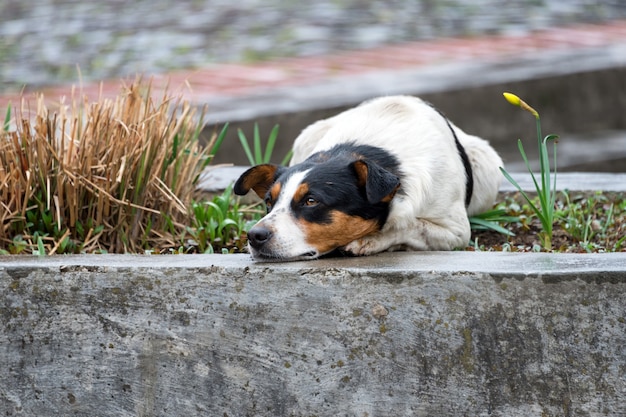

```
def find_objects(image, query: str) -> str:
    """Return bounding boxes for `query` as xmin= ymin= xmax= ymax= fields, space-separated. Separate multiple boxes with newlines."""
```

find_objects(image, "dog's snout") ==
xmin=247 ymin=226 xmax=273 ymax=249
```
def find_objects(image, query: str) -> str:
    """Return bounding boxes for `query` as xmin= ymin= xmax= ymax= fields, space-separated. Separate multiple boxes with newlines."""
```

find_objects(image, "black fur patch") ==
xmin=284 ymin=143 xmax=401 ymax=227
xmin=427 ymin=104 xmax=474 ymax=207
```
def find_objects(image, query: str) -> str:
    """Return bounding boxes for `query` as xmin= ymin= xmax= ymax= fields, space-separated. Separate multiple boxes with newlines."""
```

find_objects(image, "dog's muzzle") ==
xmin=246 ymin=225 xmax=318 ymax=261
xmin=247 ymin=226 xmax=273 ymax=250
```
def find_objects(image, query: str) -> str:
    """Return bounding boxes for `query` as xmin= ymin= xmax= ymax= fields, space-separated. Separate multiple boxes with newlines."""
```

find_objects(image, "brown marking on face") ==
xmin=293 ymin=182 xmax=310 ymax=204
xmin=301 ymin=210 xmax=381 ymax=254
xmin=269 ymin=182 xmax=282 ymax=202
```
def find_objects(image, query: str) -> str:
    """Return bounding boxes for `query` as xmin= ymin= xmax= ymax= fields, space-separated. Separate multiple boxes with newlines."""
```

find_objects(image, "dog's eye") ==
xmin=264 ymin=198 xmax=273 ymax=213
xmin=303 ymin=197 xmax=319 ymax=207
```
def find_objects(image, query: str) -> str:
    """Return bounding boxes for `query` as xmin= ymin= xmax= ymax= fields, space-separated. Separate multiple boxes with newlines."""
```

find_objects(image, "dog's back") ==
xmin=291 ymin=95 xmax=502 ymax=217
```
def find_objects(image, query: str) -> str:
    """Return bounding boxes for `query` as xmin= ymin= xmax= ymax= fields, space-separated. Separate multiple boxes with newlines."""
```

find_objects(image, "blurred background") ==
xmin=2 ymin=0 xmax=626 ymax=92
xmin=1 ymin=1 xmax=625 ymax=171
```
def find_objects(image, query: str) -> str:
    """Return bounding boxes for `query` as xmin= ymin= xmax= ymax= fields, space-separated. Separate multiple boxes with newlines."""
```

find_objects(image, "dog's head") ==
xmin=234 ymin=148 xmax=401 ymax=261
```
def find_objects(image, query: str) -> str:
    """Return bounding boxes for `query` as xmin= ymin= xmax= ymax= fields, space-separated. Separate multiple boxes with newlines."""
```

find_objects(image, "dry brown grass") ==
xmin=0 ymin=81 xmax=216 ymax=254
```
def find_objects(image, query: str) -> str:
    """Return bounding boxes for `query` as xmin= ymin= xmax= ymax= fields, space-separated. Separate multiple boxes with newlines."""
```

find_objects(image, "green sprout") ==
xmin=500 ymin=92 xmax=559 ymax=250
xmin=237 ymin=123 xmax=292 ymax=166
xmin=3 ymin=103 xmax=11 ymax=131
xmin=187 ymin=184 xmax=261 ymax=254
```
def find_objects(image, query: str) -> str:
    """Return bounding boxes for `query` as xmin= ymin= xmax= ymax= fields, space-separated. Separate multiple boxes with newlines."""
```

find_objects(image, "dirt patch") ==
xmin=468 ymin=191 xmax=626 ymax=253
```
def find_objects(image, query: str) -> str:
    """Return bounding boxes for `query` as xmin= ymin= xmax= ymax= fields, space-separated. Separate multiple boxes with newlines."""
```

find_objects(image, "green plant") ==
xmin=500 ymin=92 xmax=559 ymax=250
xmin=0 ymin=81 xmax=216 ymax=254
xmin=205 ymin=123 xmax=229 ymax=167
xmin=237 ymin=123 xmax=292 ymax=166
xmin=187 ymin=185 xmax=262 ymax=253
xmin=3 ymin=103 xmax=10 ymax=131
xmin=557 ymin=190 xmax=624 ymax=252
xmin=5 ymin=236 xmax=28 ymax=255
xmin=469 ymin=208 xmax=518 ymax=237
xmin=470 ymin=191 xmax=625 ymax=253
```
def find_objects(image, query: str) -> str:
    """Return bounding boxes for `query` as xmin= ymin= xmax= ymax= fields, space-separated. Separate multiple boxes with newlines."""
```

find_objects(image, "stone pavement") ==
xmin=2 ymin=19 xmax=626 ymax=115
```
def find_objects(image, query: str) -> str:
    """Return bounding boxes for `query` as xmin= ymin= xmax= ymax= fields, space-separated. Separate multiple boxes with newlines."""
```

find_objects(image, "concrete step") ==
xmin=1 ymin=253 xmax=625 ymax=416
xmin=198 ymin=169 xmax=626 ymax=193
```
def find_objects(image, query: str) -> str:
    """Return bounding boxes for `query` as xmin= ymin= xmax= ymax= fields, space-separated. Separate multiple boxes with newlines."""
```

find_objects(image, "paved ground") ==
xmin=2 ymin=19 xmax=626 ymax=114
xmin=2 ymin=0 xmax=626 ymax=92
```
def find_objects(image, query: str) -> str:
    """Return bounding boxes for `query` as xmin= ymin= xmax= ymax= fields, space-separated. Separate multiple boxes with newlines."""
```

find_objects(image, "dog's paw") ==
xmin=343 ymin=236 xmax=385 ymax=256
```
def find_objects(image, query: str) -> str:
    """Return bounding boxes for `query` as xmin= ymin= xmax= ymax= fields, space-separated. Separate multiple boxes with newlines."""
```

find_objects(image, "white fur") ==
xmin=248 ymin=170 xmax=321 ymax=260
xmin=290 ymin=95 xmax=503 ymax=254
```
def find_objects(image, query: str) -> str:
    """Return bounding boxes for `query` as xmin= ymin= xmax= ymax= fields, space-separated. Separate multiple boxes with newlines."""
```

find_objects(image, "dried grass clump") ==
xmin=0 ymin=82 xmax=214 ymax=254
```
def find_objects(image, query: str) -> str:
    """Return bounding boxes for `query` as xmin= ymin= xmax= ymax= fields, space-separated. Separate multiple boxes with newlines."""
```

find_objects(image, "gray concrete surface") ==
xmin=2 ymin=252 xmax=626 ymax=416
xmin=205 ymin=44 xmax=626 ymax=125
xmin=206 ymin=51 xmax=626 ymax=171
xmin=199 ymin=169 xmax=626 ymax=194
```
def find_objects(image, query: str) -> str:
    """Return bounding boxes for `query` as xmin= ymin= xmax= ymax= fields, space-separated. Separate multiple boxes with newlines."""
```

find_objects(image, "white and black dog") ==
xmin=234 ymin=95 xmax=503 ymax=261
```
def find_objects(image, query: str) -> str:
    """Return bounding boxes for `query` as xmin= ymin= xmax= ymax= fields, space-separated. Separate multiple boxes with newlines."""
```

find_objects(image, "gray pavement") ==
xmin=2 ymin=0 xmax=626 ymax=92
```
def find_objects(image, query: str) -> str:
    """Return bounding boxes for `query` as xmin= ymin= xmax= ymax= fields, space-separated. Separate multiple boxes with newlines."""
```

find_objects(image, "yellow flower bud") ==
xmin=503 ymin=92 xmax=521 ymax=106
xmin=503 ymin=92 xmax=539 ymax=118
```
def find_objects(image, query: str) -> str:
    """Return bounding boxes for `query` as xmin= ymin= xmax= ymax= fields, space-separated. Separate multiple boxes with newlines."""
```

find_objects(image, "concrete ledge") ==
xmin=199 ymin=170 xmax=626 ymax=193
xmin=2 ymin=252 xmax=625 ymax=416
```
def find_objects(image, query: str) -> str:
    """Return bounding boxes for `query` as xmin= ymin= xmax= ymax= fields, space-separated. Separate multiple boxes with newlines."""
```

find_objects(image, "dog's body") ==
xmin=235 ymin=95 xmax=503 ymax=261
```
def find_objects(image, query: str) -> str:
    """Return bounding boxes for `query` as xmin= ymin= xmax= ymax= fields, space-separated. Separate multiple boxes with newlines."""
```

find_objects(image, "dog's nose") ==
xmin=247 ymin=226 xmax=273 ymax=249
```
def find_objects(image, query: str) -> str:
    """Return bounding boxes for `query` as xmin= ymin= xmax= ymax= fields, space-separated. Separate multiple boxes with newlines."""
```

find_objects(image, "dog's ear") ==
xmin=351 ymin=160 xmax=400 ymax=204
xmin=234 ymin=164 xmax=283 ymax=199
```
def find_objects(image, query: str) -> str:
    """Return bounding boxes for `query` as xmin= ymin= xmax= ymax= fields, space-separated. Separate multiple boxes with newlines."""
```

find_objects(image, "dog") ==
xmin=234 ymin=95 xmax=503 ymax=261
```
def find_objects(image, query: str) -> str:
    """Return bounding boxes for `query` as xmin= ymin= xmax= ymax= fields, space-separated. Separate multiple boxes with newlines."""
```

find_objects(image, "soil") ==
xmin=470 ymin=221 xmax=583 ymax=252
xmin=468 ymin=191 xmax=626 ymax=253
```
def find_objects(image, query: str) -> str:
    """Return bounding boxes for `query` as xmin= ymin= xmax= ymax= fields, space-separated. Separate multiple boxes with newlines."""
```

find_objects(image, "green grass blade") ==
xmin=536 ymin=118 xmax=550 ymax=208
xmin=516 ymin=139 xmax=543 ymax=205
xmin=253 ymin=123 xmax=262 ymax=165
xmin=499 ymin=167 xmax=544 ymax=224
xmin=218 ymin=218 xmax=238 ymax=234
xmin=237 ymin=128 xmax=256 ymax=166
xmin=602 ymin=203 xmax=614 ymax=235
xmin=163 ymin=133 xmax=180 ymax=175
xmin=206 ymin=201 xmax=225 ymax=224
xmin=134 ymin=152 xmax=147 ymax=203
xmin=37 ymin=236 xmax=46 ymax=256
xmin=280 ymin=149 xmax=294 ymax=166
xmin=3 ymin=103 xmax=11 ymax=132
xmin=263 ymin=124 xmax=280 ymax=163
xmin=469 ymin=217 xmax=515 ymax=237
xmin=540 ymin=141 xmax=550 ymax=203
xmin=471 ymin=208 xmax=519 ymax=223
xmin=546 ymin=134 xmax=559 ymax=214
xmin=208 ymin=123 xmax=229 ymax=160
